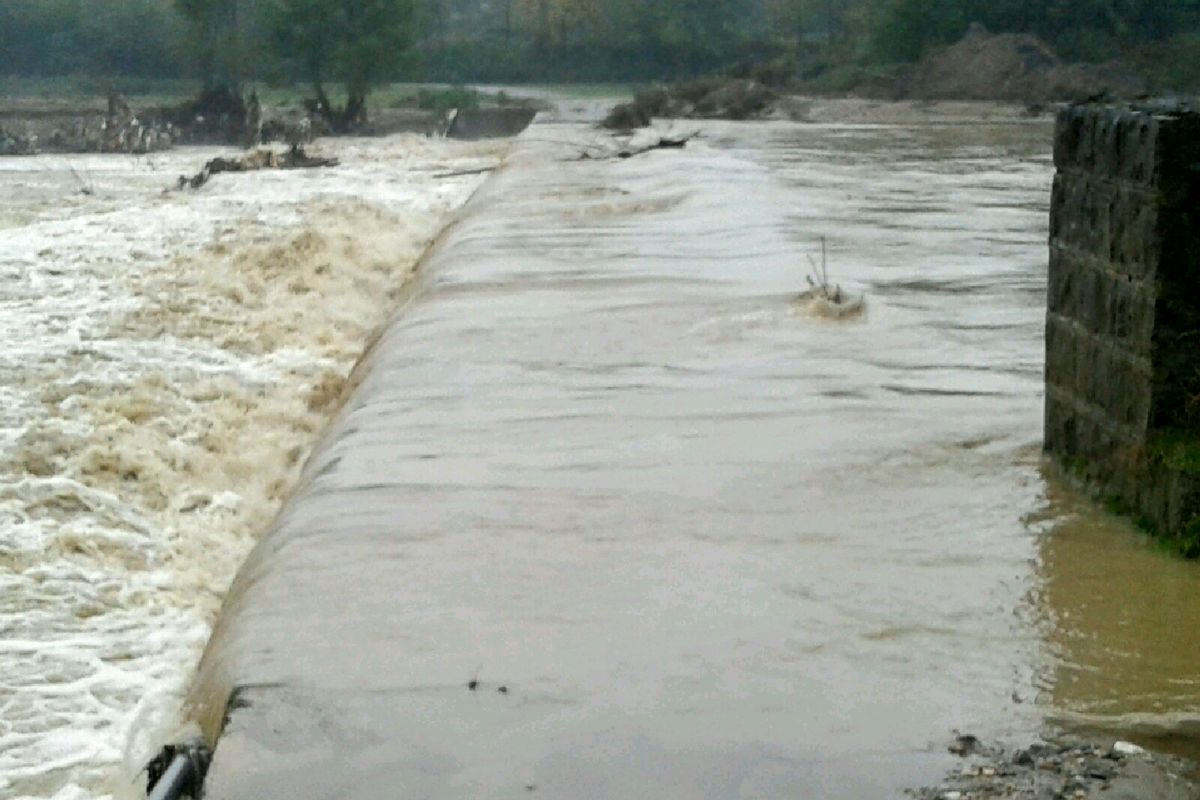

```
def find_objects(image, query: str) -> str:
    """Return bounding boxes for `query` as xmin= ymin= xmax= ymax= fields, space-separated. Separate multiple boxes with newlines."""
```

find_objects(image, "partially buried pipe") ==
xmin=146 ymin=739 xmax=211 ymax=800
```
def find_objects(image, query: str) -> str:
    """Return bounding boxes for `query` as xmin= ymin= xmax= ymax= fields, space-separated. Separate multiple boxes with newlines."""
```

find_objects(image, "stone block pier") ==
xmin=1045 ymin=102 xmax=1200 ymax=554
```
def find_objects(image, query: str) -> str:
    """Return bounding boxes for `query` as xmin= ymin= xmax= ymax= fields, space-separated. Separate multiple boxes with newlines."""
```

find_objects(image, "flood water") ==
xmin=3 ymin=103 xmax=1199 ymax=800
xmin=0 ymin=137 xmax=503 ymax=800
xmin=189 ymin=110 xmax=1200 ymax=800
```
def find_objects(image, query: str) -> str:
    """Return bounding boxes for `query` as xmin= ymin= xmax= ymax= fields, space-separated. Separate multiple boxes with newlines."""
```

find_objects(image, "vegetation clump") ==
xmin=416 ymin=86 xmax=481 ymax=113
xmin=602 ymin=76 xmax=779 ymax=130
xmin=163 ymin=84 xmax=248 ymax=143
xmin=1060 ymin=430 xmax=1200 ymax=559
xmin=267 ymin=0 xmax=417 ymax=131
xmin=1149 ymin=429 xmax=1200 ymax=476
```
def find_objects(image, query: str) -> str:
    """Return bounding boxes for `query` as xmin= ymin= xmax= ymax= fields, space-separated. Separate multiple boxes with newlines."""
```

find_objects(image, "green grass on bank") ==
xmin=515 ymin=83 xmax=632 ymax=99
xmin=0 ymin=75 xmax=201 ymax=109
xmin=1059 ymin=443 xmax=1200 ymax=560
xmin=1125 ymin=34 xmax=1200 ymax=94
xmin=1150 ymin=429 xmax=1200 ymax=476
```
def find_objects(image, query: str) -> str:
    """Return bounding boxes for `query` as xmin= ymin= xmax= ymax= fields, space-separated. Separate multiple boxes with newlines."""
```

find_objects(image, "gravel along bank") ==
xmin=908 ymin=735 xmax=1200 ymax=800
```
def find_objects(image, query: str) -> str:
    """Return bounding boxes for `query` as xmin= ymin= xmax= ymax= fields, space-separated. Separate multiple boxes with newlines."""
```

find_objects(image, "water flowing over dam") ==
xmin=0 ymin=136 xmax=503 ymax=800
xmin=4 ymin=102 xmax=1198 ymax=800
xmin=186 ymin=112 xmax=1200 ymax=799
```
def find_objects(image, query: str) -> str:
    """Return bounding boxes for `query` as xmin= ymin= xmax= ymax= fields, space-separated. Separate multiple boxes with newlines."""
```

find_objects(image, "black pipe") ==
xmin=146 ymin=739 xmax=211 ymax=800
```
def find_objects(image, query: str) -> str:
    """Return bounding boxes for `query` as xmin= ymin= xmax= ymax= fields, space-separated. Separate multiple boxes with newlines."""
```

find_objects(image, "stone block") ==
xmin=1151 ymin=111 xmax=1200 ymax=199
xmin=1106 ymin=184 xmax=1158 ymax=274
xmin=1045 ymin=102 xmax=1200 ymax=554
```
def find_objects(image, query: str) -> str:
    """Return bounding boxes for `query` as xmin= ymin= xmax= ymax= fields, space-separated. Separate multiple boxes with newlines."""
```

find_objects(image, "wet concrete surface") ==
xmin=188 ymin=113 xmax=1200 ymax=799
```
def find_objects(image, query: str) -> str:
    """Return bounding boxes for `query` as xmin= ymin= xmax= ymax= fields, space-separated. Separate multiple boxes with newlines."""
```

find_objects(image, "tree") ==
xmin=269 ymin=0 xmax=416 ymax=129
xmin=767 ymin=0 xmax=844 ymax=44
xmin=175 ymin=0 xmax=243 ymax=88
xmin=869 ymin=0 xmax=973 ymax=62
xmin=514 ymin=0 xmax=597 ymax=52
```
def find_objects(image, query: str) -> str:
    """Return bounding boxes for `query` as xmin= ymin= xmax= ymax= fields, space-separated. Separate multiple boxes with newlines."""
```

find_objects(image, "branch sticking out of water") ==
xmin=64 ymin=159 xmax=94 ymax=196
xmin=797 ymin=236 xmax=865 ymax=319
xmin=804 ymin=236 xmax=843 ymax=303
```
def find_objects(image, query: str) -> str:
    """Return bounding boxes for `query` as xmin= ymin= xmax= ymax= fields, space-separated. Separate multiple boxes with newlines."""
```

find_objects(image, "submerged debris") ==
xmin=174 ymin=147 xmax=339 ymax=190
xmin=576 ymin=130 xmax=698 ymax=161
xmin=948 ymin=732 xmax=982 ymax=757
xmin=795 ymin=237 xmax=865 ymax=319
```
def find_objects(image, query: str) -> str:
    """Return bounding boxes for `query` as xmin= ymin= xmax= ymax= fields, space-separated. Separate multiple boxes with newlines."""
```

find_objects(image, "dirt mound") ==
xmin=903 ymin=24 xmax=1144 ymax=103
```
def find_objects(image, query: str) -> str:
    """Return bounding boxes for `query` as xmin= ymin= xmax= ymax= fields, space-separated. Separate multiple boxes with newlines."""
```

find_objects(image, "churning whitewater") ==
xmin=0 ymin=135 xmax=504 ymax=800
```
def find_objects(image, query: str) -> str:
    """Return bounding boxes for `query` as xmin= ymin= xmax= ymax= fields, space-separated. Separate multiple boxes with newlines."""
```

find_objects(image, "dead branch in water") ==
xmin=575 ymin=131 xmax=698 ymax=161
xmin=804 ymin=236 xmax=843 ymax=302
xmin=796 ymin=236 xmax=865 ymax=319
xmin=173 ymin=146 xmax=339 ymax=191
xmin=64 ymin=159 xmax=95 ymax=196
xmin=433 ymin=166 xmax=496 ymax=179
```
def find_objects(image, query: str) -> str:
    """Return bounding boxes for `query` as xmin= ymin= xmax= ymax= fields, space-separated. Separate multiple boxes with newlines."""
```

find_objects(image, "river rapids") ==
xmin=0 ymin=135 xmax=503 ymax=800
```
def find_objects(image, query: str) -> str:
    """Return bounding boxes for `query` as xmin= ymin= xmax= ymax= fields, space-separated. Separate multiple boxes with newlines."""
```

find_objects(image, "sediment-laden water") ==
xmin=0 ymin=136 xmax=504 ymax=800
xmin=4 ymin=101 xmax=1199 ymax=800
xmin=185 ymin=108 xmax=1199 ymax=800
xmin=736 ymin=112 xmax=1200 ymax=759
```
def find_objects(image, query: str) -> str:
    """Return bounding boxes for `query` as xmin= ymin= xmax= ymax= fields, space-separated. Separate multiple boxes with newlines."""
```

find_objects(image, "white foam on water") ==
xmin=0 ymin=134 xmax=505 ymax=800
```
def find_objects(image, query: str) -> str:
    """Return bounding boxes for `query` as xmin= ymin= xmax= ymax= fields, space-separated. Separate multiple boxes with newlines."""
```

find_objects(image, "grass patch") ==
xmin=1101 ymin=492 xmax=1200 ymax=558
xmin=415 ymin=86 xmax=482 ymax=112
xmin=796 ymin=63 xmax=908 ymax=96
xmin=1149 ymin=428 xmax=1200 ymax=475
xmin=0 ymin=75 xmax=199 ymax=109
xmin=520 ymin=83 xmax=632 ymax=99
xmin=1056 ymin=444 xmax=1200 ymax=559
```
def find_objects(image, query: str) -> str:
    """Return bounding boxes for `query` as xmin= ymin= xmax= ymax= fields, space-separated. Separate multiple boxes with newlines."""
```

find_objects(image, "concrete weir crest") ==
xmin=184 ymin=122 xmax=852 ymax=799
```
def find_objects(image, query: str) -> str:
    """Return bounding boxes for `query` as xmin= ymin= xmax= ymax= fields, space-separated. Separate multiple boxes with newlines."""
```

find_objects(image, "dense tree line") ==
xmin=863 ymin=0 xmax=1200 ymax=62
xmin=1 ymin=0 xmax=1198 ymax=87
xmin=0 ymin=0 xmax=186 ymax=76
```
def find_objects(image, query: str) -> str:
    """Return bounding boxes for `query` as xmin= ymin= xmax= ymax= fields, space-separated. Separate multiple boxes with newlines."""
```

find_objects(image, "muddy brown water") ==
xmin=0 ymin=137 xmax=504 ymax=799
xmin=189 ymin=114 xmax=1200 ymax=799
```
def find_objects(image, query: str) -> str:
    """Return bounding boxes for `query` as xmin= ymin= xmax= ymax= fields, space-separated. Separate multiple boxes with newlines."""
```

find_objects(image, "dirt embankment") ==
xmin=898 ymin=24 xmax=1145 ymax=104
xmin=600 ymin=28 xmax=1149 ymax=129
